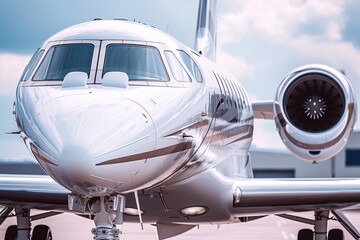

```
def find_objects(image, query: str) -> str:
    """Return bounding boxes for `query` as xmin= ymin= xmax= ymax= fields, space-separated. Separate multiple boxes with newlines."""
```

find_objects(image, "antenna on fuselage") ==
xmin=194 ymin=0 xmax=217 ymax=62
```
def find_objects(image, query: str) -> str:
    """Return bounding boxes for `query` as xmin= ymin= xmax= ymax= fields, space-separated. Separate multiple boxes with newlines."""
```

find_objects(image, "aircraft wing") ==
xmin=1 ymin=174 xmax=360 ymax=216
xmin=232 ymin=178 xmax=360 ymax=215
xmin=1 ymin=173 xmax=360 ymax=239
xmin=252 ymin=100 xmax=274 ymax=119
xmin=0 ymin=174 xmax=69 ymax=210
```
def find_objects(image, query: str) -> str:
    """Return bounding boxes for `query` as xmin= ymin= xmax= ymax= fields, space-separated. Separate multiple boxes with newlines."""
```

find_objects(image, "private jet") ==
xmin=1 ymin=0 xmax=360 ymax=240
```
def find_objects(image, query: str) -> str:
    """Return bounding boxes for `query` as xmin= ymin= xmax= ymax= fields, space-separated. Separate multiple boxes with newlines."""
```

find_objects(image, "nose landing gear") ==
xmin=91 ymin=196 xmax=123 ymax=240
xmin=68 ymin=194 xmax=126 ymax=240
xmin=91 ymin=227 xmax=120 ymax=240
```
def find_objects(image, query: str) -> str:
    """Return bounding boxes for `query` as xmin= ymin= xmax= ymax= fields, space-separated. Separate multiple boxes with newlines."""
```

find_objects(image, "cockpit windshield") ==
xmin=33 ymin=44 xmax=94 ymax=81
xmin=103 ymin=44 xmax=169 ymax=81
xmin=20 ymin=49 xmax=44 ymax=81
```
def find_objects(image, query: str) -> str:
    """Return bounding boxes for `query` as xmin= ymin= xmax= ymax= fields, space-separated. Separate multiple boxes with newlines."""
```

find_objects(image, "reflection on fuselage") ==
xmin=15 ymin=20 xmax=254 ymax=197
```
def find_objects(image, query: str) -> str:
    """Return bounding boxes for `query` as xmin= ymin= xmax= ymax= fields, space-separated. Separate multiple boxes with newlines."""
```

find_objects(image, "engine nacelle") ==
xmin=275 ymin=64 xmax=356 ymax=162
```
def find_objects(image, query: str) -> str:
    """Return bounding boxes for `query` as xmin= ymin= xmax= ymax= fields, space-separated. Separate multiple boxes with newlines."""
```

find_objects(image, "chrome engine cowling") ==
xmin=275 ymin=64 xmax=356 ymax=162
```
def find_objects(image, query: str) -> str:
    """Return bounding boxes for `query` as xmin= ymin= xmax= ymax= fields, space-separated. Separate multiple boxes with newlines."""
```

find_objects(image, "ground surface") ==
xmin=0 ymin=210 xmax=359 ymax=239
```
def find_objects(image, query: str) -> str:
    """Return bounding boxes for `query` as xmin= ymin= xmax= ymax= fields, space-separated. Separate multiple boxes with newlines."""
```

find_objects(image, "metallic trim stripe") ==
xmin=96 ymin=122 xmax=253 ymax=166
xmin=164 ymin=119 xmax=209 ymax=137
xmin=96 ymin=141 xmax=194 ymax=166
xmin=30 ymin=143 xmax=58 ymax=167
xmin=208 ymin=125 xmax=253 ymax=144
xmin=226 ymin=132 xmax=253 ymax=146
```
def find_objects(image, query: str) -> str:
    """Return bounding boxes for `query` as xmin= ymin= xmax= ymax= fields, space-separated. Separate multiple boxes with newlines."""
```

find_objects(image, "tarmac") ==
xmin=0 ymin=209 xmax=359 ymax=239
xmin=0 ymin=164 xmax=359 ymax=239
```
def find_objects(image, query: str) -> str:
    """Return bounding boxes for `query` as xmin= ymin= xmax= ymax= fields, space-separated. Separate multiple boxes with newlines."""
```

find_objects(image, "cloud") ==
xmin=217 ymin=50 xmax=254 ymax=80
xmin=219 ymin=0 xmax=346 ymax=43
xmin=0 ymin=53 xmax=32 ymax=161
xmin=217 ymin=0 xmax=360 ymax=148
xmin=0 ymin=54 xmax=30 ymax=96
xmin=0 ymin=137 xmax=35 ymax=161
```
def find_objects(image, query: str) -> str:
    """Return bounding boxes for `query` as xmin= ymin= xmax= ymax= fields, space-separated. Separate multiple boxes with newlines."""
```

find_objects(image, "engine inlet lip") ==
xmin=283 ymin=73 xmax=346 ymax=133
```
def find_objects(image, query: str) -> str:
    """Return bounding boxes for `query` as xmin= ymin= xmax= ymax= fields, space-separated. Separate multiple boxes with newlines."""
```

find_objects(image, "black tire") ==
xmin=31 ymin=225 xmax=52 ymax=240
xmin=4 ymin=225 xmax=17 ymax=240
xmin=298 ymin=228 xmax=313 ymax=240
xmin=328 ymin=228 xmax=344 ymax=240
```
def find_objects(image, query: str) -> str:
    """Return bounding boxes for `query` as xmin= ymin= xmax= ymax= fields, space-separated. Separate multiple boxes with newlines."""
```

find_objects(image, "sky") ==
xmin=1 ymin=0 xmax=360 ymax=161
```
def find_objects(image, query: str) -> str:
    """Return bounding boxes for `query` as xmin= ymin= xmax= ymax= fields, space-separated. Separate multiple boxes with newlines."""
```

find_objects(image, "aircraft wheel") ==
xmin=297 ymin=228 xmax=313 ymax=240
xmin=328 ymin=228 xmax=344 ymax=240
xmin=4 ymin=225 xmax=17 ymax=240
xmin=31 ymin=225 xmax=52 ymax=240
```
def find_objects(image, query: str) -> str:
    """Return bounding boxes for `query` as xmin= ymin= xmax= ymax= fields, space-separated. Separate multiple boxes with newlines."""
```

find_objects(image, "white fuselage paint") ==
xmin=15 ymin=20 xmax=254 ymax=201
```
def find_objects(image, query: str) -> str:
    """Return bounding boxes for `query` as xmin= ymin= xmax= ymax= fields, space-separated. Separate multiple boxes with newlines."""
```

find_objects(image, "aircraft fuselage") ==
xmin=15 ymin=20 xmax=254 ymax=197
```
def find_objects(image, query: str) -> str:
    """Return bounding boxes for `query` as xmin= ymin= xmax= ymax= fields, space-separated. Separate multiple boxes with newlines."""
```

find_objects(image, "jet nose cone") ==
xmin=32 ymin=93 xmax=156 ymax=193
xmin=60 ymin=144 xmax=91 ymax=182
xmin=38 ymin=93 xmax=155 ymax=153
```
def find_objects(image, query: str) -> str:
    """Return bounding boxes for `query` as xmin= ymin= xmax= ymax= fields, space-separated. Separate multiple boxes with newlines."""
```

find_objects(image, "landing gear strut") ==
xmin=68 ymin=193 xmax=126 ymax=240
xmin=15 ymin=207 xmax=31 ymax=240
xmin=314 ymin=210 xmax=328 ymax=240
xmin=91 ymin=196 xmax=121 ymax=240
xmin=278 ymin=209 xmax=360 ymax=240
xmin=0 ymin=207 xmax=58 ymax=240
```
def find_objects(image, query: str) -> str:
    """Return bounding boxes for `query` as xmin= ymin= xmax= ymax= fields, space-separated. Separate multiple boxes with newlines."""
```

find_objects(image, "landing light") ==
xmin=124 ymin=207 xmax=144 ymax=216
xmin=179 ymin=206 xmax=208 ymax=216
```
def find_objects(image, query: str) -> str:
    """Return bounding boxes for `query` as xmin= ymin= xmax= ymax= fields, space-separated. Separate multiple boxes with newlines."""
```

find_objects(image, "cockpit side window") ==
xmin=177 ymin=50 xmax=203 ymax=83
xmin=20 ymin=49 xmax=44 ymax=81
xmin=103 ymin=44 xmax=169 ymax=81
xmin=164 ymin=51 xmax=192 ymax=82
xmin=33 ymin=44 xmax=94 ymax=81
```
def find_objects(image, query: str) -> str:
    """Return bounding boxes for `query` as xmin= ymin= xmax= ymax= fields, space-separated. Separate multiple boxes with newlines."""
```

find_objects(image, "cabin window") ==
xmin=103 ymin=44 xmax=169 ymax=81
xmin=20 ymin=49 xmax=44 ymax=81
xmin=33 ymin=44 xmax=94 ymax=81
xmin=177 ymin=50 xmax=203 ymax=82
xmin=164 ymin=51 xmax=191 ymax=82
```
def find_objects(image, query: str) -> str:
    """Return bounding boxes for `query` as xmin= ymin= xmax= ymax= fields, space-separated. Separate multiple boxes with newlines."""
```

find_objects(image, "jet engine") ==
xmin=274 ymin=64 xmax=356 ymax=162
